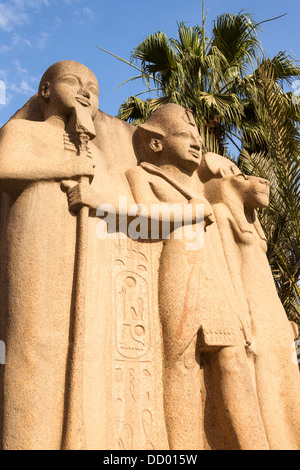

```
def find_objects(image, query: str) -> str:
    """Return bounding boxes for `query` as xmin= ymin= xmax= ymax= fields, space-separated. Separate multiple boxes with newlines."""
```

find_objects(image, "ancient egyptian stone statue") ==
xmin=120 ymin=104 xmax=269 ymax=450
xmin=0 ymin=60 xmax=97 ymax=450
xmin=0 ymin=61 xmax=140 ymax=450
xmin=1 ymin=60 xmax=299 ymax=450
xmin=200 ymin=152 xmax=300 ymax=450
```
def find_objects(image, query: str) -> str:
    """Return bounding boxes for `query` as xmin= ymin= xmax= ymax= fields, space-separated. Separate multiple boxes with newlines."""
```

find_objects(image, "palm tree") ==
xmin=97 ymin=8 xmax=300 ymax=322
xmin=239 ymin=64 xmax=300 ymax=320
xmin=99 ymin=9 xmax=299 ymax=153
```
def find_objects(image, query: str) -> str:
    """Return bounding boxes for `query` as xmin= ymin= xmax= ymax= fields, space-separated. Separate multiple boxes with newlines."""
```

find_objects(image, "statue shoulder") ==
xmin=126 ymin=165 xmax=149 ymax=183
xmin=1 ymin=119 xmax=44 ymax=141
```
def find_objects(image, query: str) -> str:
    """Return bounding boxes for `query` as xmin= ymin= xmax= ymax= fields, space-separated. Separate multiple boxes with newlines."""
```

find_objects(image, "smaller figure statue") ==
xmin=200 ymin=152 xmax=300 ymax=450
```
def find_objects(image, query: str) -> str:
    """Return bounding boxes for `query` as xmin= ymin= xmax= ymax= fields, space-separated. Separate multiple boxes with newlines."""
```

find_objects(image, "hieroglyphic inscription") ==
xmin=116 ymin=272 xmax=149 ymax=359
xmin=112 ymin=237 xmax=155 ymax=450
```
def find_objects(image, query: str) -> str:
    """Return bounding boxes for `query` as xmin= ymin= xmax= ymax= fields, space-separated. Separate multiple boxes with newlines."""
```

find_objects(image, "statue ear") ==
xmin=40 ymin=81 xmax=51 ymax=101
xmin=149 ymin=137 xmax=163 ymax=153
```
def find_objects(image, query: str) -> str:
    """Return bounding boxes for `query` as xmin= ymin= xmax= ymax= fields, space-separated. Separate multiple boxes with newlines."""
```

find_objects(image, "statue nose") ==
xmin=191 ymin=143 xmax=201 ymax=152
xmin=78 ymin=88 xmax=90 ymax=99
xmin=190 ymin=138 xmax=201 ymax=151
xmin=190 ymin=132 xmax=202 ymax=151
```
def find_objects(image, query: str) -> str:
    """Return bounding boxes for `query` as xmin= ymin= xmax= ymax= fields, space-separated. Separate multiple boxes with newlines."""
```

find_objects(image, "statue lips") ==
xmin=255 ymin=190 xmax=269 ymax=195
xmin=188 ymin=150 xmax=200 ymax=160
xmin=75 ymin=96 xmax=91 ymax=107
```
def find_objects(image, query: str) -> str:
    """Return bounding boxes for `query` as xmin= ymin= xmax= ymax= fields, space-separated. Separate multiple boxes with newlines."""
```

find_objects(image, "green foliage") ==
xmin=239 ymin=64 xmax=300 ymax=322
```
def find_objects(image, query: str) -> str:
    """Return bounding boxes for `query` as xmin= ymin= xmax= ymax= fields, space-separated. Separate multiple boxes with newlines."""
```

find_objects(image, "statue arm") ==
xmin=0 ymin=122 xmax=94 ymax=191
xmin=125 ymin=167 xmax=204 ymax=225
xmin=216 ymin=209 xmax=250 ymax=318
xmin=64 ymin=166 xmax=209 ymax=227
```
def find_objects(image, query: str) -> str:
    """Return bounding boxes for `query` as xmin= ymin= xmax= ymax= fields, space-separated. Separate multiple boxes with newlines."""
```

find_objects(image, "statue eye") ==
xmin=176 ymin=132 xmax=190 ymax=138
xmin=88 ymin=86 xmax=99 ymax=96
xmin=59 ymin=76 xmax=78 ymax=86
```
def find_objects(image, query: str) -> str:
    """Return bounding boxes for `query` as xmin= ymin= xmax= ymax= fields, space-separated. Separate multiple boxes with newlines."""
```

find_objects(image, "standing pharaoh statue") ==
xmin=0 ymin=60 xmax=95 ymax=450
xmin=0 ymin=61 xmax=138 ymax=450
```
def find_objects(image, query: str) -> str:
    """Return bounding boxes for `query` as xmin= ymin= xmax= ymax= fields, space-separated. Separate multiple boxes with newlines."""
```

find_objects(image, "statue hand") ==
xmin=64 ymin=183 xmax=100 ymax=212
xmin=188 ymin=198 xmax=215 ymax=227
xmin=204 ymin=213 xmax=214 ymax=229
xmin=59 ymin=157 xmax=95 ymax=181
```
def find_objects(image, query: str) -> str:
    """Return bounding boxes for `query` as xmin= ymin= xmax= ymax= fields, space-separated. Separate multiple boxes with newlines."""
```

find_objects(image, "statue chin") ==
xmin=247 ymin=188 xmax=270 ymax=210
xmin=255 ymin=194 xmax=270 ymax=209
xmin=178 ymin=158 xmax=200 ymax=173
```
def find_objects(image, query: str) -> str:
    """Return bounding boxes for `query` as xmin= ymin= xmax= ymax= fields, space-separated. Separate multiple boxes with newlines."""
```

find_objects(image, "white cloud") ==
xmin=8 ymin=79 xmax=36 ymax=96
xmin=2 ymin=59 xmax=39 ymax=101
xmin=0 ymin=0 xmax=50 ymax=32
xmin=0 ymin=44 xmax=11 ymax=52
xmin=0 ymin=32 xmax=32 ymax=53
xmin=13 ymin=60 xmax=28 ymax=74
xmin=0 ymin=0 xmax=90 ymax=33
xmin=36 ymin=31 xmax=49 ymax=49
xmin=11 ymin=33 xmax=32 ymax=48
xmin=0 ymin=3 xmax=28 ymax=31
xmin=19 ymin=79 xmax=36 ymax=94
xmin=0 ymin=0 xmax=89 ymax=109
xmin=73 ymin=6 xmax=94 ymax=24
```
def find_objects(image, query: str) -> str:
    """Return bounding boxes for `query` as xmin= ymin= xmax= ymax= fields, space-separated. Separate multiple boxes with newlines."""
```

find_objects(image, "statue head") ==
xmin=200 ymin=152 xmax=270 ymax=210
xmin=38 ymin=60 xmax=99 ymax=123
xmin=135 ymin=104 xmax=202 ymax=173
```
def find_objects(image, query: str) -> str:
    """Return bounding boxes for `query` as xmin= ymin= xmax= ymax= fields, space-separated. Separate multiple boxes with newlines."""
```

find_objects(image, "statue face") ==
xmin=161 ymin=121 xmax=202 ymax=171
xmin=229 ymin=173 xmax=270 ymax=209
xmin=43 ymin=63 xmax=99 ymax=120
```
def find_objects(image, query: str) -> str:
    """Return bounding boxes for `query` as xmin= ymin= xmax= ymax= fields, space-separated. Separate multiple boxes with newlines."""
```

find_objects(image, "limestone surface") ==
xmin=0 ymin=62 xmax=299 ymax=450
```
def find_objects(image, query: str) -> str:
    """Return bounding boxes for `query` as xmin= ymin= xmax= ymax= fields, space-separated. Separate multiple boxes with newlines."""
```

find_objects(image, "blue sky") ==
xmin=0 ymin=0 xmax=299 ymax=128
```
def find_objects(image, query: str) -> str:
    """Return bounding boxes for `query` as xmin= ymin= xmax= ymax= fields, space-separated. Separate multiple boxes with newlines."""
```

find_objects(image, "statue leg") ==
xmin=209 ymin=345 xmax=269 ymax=450
xmin=163 ymin=337 xmax=203 ymax=450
